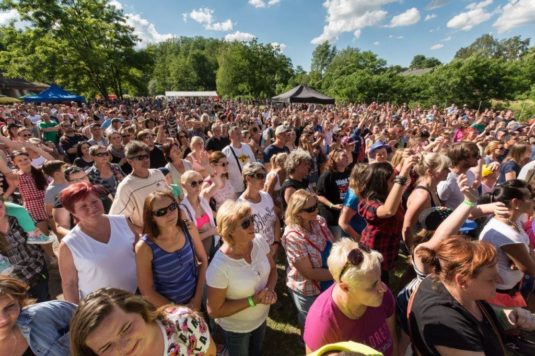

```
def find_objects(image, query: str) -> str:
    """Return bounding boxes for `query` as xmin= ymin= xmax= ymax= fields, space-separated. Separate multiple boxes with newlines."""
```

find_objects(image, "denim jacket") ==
xmin=17 ymin=300 xmax=77 ymax=356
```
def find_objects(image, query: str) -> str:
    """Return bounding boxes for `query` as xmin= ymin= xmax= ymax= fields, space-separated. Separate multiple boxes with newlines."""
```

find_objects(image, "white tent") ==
xmin=165 ymin=91 xmax=218 ymax=98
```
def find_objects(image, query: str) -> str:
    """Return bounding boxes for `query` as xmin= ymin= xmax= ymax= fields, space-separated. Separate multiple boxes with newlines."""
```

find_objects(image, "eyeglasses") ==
xmin=152 ymin=202 xmax=178 ymax=217
xmin=240 ymin=216 xmax=255 ymax=230
xmin=301 ymin=203 xmax=318 ymax=213
xmin=217 ymin=162 xmax=229 ymax=167
xmin=189 ymin=179 xmax=204 ymax=188
xmin=248 ymin=172 xmax=265 ymax=180
xmin=338 ymin=243 xmax=371 ymax=281
xmin=129 ymin=154 xmax=149 ymax=161
xmin=93 ymin=152 xmax=109 ymax=157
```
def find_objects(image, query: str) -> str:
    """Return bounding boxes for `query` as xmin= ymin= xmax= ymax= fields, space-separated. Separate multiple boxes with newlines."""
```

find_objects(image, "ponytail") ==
xmin=30 ymin=166 xmax=47 ymax=191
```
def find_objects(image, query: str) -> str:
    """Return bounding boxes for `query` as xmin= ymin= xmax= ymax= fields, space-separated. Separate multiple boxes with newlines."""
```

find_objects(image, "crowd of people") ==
xmin=0 ymin=98 xmax=535 ymax=355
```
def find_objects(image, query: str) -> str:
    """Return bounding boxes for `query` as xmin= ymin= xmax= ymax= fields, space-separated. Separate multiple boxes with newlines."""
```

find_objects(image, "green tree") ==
xmin=311 ymin=42 xmax=337 ymax=76
xmin=455 ymin=34 xmax=531 ymax=61
xmin=410 ymin=55 xmax=442 ymax=69
xmin=1 ymin=0 xmax=145 ymax=98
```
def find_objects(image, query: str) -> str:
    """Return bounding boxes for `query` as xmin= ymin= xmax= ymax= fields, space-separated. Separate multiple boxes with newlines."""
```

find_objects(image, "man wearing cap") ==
xmin=263 ymin=124 xmax=290 ymax=167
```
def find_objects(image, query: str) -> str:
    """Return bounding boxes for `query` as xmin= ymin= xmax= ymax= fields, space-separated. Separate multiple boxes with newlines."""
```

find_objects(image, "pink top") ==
xmin=196 ymin=213 xmax=210 ymax=231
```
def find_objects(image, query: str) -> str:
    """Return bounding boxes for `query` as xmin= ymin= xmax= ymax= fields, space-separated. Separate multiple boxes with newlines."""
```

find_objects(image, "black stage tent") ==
xmin=272 ymin=85 xmax=335 ymax=104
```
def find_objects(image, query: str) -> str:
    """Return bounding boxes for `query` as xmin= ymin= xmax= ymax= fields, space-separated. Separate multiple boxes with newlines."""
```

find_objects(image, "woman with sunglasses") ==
xmin=202 ymin=151 xmax=235 ymax=211
xmin=180 ymin=170 xmax=218 ymax=258
xmin=58 ymin=182 xmax=138 ymax=304
xmin=177 ymin=130 xmax=191 ymax=158
xmin=85 ymin=145 xmax=125 ymax=198
xmin=304 ymin=239 xmax=397 ymax=356
xmin=206 ymin=200 xmax=277 ymax=356
xmin=282 ymin=189 xmax=334 ymax=332
xmin=136 ymin=191 xmax=207 ymax=310
xmin=239 ymin=163 xmax=281 ymax=258
xmin=73 ymin=141 xmax=94 ymax=169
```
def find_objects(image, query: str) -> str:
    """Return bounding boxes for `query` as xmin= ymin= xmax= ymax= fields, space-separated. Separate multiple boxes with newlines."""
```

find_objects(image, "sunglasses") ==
xmin=122 ymin=135 xmax=131 ymax=138
xmin=248 ymin=172 xmax=266 ymax=180
xmin=189 ymin=179 xmax=204 ymax=188
xmin=240 ymin=216 xmax=255 ymax=230
xmin=301 ymin=203 xmax=318 ymax=213
xmin=129 ymin=154 xmax=150 ymax=161
xmin=93 ymin=152 xmax=109 ymax=157
xmin=338 ymin=243 xmax=372 ymax=281
xmin=152 ymin=202 xmax=178 ymax=217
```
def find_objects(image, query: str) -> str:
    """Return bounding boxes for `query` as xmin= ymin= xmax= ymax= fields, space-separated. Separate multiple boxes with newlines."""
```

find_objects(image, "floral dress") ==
xmin=157 ymin=305 xmax=211 ymax=356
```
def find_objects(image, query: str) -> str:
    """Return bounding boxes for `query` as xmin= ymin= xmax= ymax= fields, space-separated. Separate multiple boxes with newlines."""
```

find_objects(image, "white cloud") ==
xmin=0 ymin=9 xmax=20 ymax=25
xmin=424 ymin=13 xmax=437 ymax=21
xmin=494 ymin=0 xmax=535 ymax=33
xmin=271 ymin=42 xmax=287 ymax=51
xmin=441 ymin=35 xmax=452 ymax=41
xmin=249 ymin=0 xmax=280 ymax=8
xmin=187 ymin=8 xmax=233 ymax=32
xmin=126 ymin=13 xmax=173 ymax=48
xmin=311 ymin=0 xmax=398 ymax=44
xmin=108 ymin=0 xmax=123 ymax=10
xmin=373 ymin=41 xmax=380 ymax=46
xmin=224 ymin=31 xmax=256 ymax=42
xmin=447 ymin=0 xmax=494 ymax=31
xmin=431 ymin=43 xmax=444 ymax=50
xmin=388 ymin=34 xmax=404 ymax=39
xmin=426 ymin=0 xmax=452 ymax=10
xmin=388 ymin=7 xmax=421 ymax=27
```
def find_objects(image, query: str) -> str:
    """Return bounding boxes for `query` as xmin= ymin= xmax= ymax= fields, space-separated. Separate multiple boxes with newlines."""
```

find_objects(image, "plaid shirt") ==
xmin=358 ymin=199 xmax=404 ymax=271
xmin=86 ymin=163 xmax=125 ymax=197
xmin=282 ymin=216 xmax=332 ymax=296
xmin=3 ymin=217 xmax=46 ymax=284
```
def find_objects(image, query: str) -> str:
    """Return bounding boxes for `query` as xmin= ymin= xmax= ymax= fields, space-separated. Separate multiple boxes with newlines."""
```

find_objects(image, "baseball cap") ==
xmin=275 ymin=124 xmax=291 ymax=136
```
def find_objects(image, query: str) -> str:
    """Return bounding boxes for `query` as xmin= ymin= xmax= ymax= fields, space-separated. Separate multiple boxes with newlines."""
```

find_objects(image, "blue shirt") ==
xmin=17 ymin=301 xmax=76 ymax=356
xmin=342 ymin=189 xmax=367 ymax=235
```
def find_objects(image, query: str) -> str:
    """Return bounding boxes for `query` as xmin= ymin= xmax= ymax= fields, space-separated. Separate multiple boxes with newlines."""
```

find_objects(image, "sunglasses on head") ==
xmin=189 ymin=179 xmax=204 ymax=188
xmin=129 ymin=154 xmax=149 ymax=161
xmin=249 ymin=172 xmax=266 ymax=180
xmin=338 ymin=243 xmax=372 ymax=281
xmin=240 ymin=216 xmax=255 ymax=230
xmin=301 ymin=202 xmax=318 ymax=213
xmin=93 ymin=152 xmax=109 ymax=157
xmin=152 ymin=202 xmax=178 ymax=217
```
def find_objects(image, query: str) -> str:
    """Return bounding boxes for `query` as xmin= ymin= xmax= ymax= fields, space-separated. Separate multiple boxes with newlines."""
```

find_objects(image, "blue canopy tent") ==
xmin=23 ymin=84 xmax=85 ymax=103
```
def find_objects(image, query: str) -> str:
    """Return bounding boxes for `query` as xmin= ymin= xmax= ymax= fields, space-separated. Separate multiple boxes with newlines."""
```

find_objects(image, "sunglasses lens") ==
xmin=241 ymin=217 xmax=253 ymax=229
xmin=153 ymin=208 xmax=166 ymax=217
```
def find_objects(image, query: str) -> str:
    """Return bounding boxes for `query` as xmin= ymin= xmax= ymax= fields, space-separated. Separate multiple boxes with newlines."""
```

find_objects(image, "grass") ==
xmin=262 ymin=255 xmax=410 ymax=355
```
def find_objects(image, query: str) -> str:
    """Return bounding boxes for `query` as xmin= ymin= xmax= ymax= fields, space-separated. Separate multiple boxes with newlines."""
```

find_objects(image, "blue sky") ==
xmin=4 ymin=0 xmax=533 ymax=69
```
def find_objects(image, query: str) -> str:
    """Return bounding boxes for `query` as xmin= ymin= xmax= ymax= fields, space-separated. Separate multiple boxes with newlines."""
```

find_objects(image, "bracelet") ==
xmin=394 ymin=176 xmax=407 ymax=186
xmin=463 ymin=200 xmax=477 ymax=207
xmin=247 ymin=296 xmax=256 ymax=308
xmin=329 ymin=203 xmax=333 ymax=209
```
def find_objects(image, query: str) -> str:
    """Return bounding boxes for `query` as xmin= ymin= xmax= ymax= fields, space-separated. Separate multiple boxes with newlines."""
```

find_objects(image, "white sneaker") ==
xmin=26 ymin=232 xmax=54 ymax=245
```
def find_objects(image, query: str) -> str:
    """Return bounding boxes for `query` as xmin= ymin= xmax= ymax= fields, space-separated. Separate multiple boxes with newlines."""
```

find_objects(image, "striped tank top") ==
xmin=141 ymin=226 xmax=198 ymax=305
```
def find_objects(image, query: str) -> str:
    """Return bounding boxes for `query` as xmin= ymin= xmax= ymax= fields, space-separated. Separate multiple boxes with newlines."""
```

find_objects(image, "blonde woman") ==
xmin=239 ymin=162 xmax=281 ymax=258
xmin=264 ymin=152 xmax=287 ymax=215
xmin=282 ymin=189 xmax=334 ymax=331
xmin=402 ymin=152 xmax=451 ymax=246
xmin=186 ymin=136 xmax=210 ymax=178
xmin=206 ymin=200 xmax=277 ymax=356
xmin=304 ymin=239 xmax=397 ymax=356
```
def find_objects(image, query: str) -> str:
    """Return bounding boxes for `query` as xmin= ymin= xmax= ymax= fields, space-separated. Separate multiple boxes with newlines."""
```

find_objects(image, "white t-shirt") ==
xmin=206 ymin=235 xmax=271 ymax=333
xmin=239 ymin=191 xmax=277 ymax=245
xmin=437 ymin=169 xmax=477 ymax=209
xmin=222 ymin=143 xmax=256 ymax=194
xmin=479 ymin=218 xmax=530 ymax=290
xmin=518 ymin=160 xmax=535 ymax=181
xmin=109 ymin=169 xmax=168 ymax=227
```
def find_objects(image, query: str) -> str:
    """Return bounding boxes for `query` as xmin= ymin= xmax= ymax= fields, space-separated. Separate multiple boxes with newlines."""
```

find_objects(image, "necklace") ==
xmin=497 ymin=216 xmax=520 ymax=232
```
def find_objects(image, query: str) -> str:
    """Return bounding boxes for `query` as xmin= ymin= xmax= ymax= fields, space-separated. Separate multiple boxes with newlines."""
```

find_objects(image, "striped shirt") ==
xmin=140 ymin=226 xmax=198 ymax=305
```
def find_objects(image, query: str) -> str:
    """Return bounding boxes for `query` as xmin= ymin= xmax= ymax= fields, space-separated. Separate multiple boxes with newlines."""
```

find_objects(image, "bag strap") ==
xmin=180 ymin=203 xmax=195 ymax=222
xmin=406 ymin=281 xmax=422 ymax=356
xmin=287 ymin=228 xmax=325 ymax=292
xmin=477 ymin=302 xmax=508 ymax=356
xmin=227 ymin=145 xmax=242 ymax=174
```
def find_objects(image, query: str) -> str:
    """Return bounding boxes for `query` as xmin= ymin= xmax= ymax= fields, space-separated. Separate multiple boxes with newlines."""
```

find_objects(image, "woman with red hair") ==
xmin=57 ymin=182 xmax=138 ymax=304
